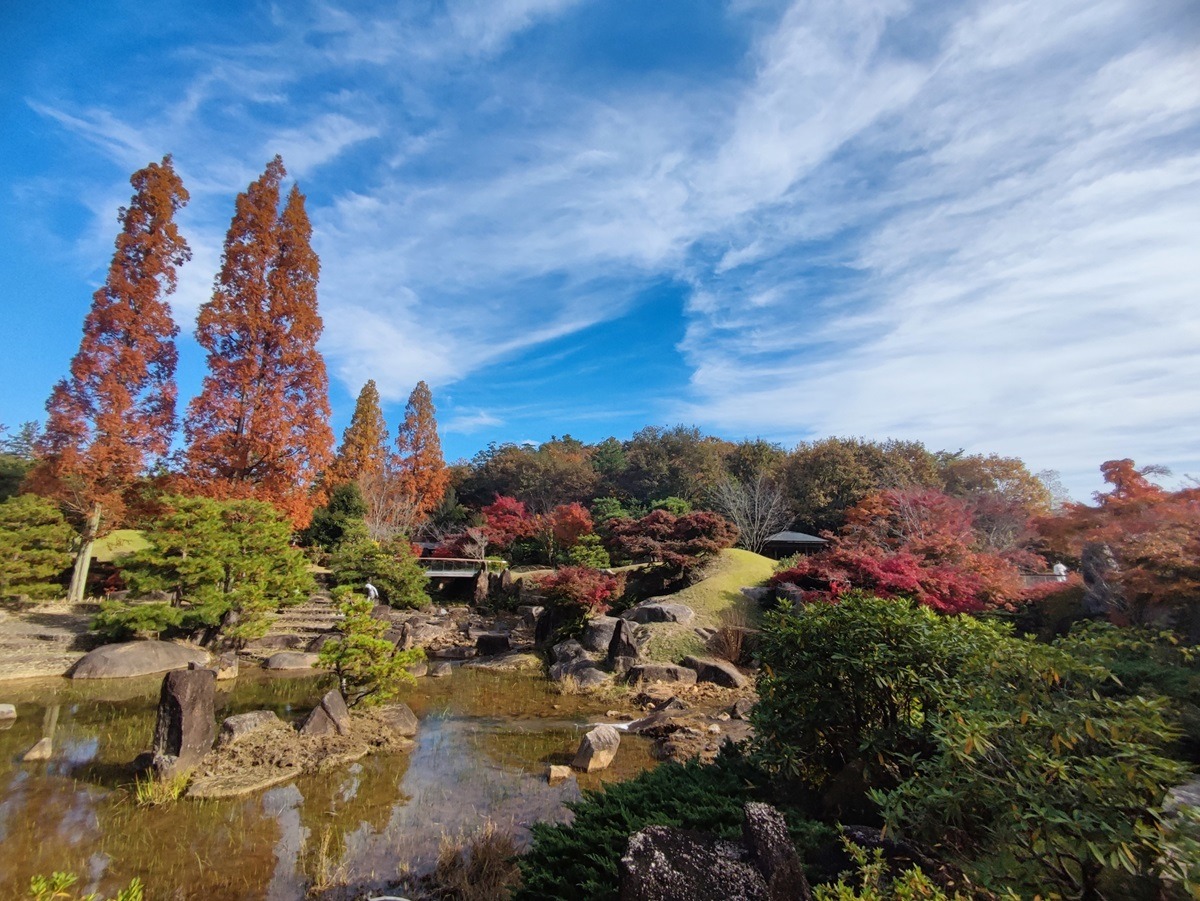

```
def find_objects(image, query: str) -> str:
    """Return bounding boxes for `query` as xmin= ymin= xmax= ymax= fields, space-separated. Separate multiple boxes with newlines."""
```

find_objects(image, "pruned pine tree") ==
xmin=30 ymin=156 xmax=190 ymax=601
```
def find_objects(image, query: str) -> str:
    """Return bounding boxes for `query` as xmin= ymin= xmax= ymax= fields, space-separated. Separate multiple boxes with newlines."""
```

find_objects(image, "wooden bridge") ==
xmin=418 ymin=557 xmax=499 ymax=579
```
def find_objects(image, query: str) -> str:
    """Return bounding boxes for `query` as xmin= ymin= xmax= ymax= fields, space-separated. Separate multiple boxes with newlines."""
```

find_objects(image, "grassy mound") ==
xmin=641 ymin=548 xmax=775 ymax=662
xmin=93 ymin=529 xmax=150 ymax=562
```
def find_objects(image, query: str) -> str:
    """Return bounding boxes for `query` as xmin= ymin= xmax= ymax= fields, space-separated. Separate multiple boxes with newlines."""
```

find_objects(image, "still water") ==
xmin=0 ymin=668 xmax=655 ymax=899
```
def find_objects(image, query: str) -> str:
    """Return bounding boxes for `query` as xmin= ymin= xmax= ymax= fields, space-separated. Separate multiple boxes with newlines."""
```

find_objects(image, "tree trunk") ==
xmin=67 ymin=503 xmax=102 ymax=603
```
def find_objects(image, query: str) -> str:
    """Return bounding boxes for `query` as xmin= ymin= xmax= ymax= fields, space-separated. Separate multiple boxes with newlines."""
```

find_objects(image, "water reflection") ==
xmin=0 ymin=668 xmax=655 ymax=899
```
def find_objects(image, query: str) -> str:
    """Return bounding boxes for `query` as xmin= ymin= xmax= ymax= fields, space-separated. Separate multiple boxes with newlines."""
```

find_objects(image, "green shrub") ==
xmin=299 ymin=482 xmax=367 ymax=550
xmin=567 ymin=533 xmax=611 ymax=568
xmin=118 ymin=495 xmax=313 ymax=644
xmin=92 ymin=600 xmax=181 ymax=640
xmin=515 ymin=749 xmax=830 ymax=901
xmin=0 ymin=494 xmax=73 ymax=599
xmin=319 ymin=590 xmax=424 ymax=706
xmin=814 ymin=840 xmax=973 ymax=901
xmin=328 ymin=523 xmax=429 ymax=609
xmin=752 ymin=594 xmax=1001 ymax=798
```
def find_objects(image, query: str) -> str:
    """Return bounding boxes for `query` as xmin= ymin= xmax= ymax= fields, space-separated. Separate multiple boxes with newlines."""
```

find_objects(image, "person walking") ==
xmin=365 ymin=581 xmax=379 ymax=601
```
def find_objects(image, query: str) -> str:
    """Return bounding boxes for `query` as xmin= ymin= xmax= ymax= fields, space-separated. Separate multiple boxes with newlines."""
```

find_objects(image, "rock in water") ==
xmin=429 ymin=662 xmax=453 ymax=677
xmin=376 ymin=702 xmax=419 ymax=737
xmin=582 ymin=616 xmax=619 ymax=653
xmin=70 ymin=641 xmax=210 ymax=679
xmin=22 ymin=738 xmax=53 ymax=761
xmin=217 ymin=710 xmax=286 ymax=748
xmin=548 ymin=765 xmax=573 ymax=785
xmin=572 ymin=724 xmax=621 ymax=773
xmin=299 ymin=689 xmax=352 ymax=736
xmin=264 ymin=651 xmax=322 ymax=671
xmin=0 ymin=704 xmax=16 ymax=720
xmin=153 ymin=667 xmax=217 ymax=777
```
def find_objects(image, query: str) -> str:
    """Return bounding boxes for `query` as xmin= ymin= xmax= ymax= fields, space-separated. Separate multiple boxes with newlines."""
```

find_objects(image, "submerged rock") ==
xmin=70 ymin=641 xmax=210 ymax=679
xmin=464 ymin=651 xmax=543 ymax=673
xmin=22 ymin=738 xmax=53 ymax=762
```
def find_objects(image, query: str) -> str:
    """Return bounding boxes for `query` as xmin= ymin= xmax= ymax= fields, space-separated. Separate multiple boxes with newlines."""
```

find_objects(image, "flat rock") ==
xmin=623 ymin=603 xmax=695 ymax=625
xmin=582 ymin=616 xmax=620 ymax=653
xmin=376 ymin=702 xmax=419 ymax=737
xmin=430 ymin=646 xmax=477 ymax=660
xmin=429 ymin=662 xmax=453 ymax=677
xmin=244 ymin=634 xmax=308 ymax=652
xmin=406 ymin=661 xmax=429 ymax=677
xmin=70 ymin=641 xmax=210 ymax=680
xmin=188 ymin=766 xmax=303 ymax=800
xmin=682 ymin=655 xmax=749 ymax=689
xmin=264 ymin=651 xmax=321 ymax=671
xmin=217 ymin=710 xmax=287 ymax=748
xmin=572 ymin=724 xmax=621 ymax=773
xmin=0 ymin=704 xmax=15 ymax=720
xmin=626 ymin=664 xmax=698 ymax=687
xmin=731 ymin=698 xmax=754 ymax=720
xmin=572 ymin=667 xmax=613 ymax=690
xmin=299 ymin=689 xmax=352 ymax=736
xmin=464 ymin=651 xmax=543 ymax=673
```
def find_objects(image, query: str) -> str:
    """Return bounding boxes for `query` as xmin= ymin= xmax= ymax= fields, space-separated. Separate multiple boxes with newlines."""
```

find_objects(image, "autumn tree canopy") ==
xmin=394 ymin=380 xmax=449 ymax=524
xmin=30 ymin=155 xmax=191 ymax=601
xmin=328 ymin=379 xmax=390 ymax=487
xmin=183 ymin=157 xmax=333 ymax=527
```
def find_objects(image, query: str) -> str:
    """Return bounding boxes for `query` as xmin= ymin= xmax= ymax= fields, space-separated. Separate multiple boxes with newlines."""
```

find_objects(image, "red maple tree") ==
xmin=30 ymin=156 xmax=191 ymax=601
xmin=183 ymin=158 xmax=333 ymax=528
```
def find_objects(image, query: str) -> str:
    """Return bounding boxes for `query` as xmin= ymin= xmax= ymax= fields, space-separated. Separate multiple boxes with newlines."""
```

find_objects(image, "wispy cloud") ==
xmin=15 ymin=0 xmax=1199 ymax=494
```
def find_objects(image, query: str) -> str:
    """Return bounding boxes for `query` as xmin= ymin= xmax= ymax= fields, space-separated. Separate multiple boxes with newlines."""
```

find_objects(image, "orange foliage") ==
xmin=182 ymin=158 xmax=333 ymax=528
xmin=328 ymin=379 xmax=390 ymax=486
xmin=31 ymin=155 xmax=191 ymax=525
xmin=394 ymin=380 xmax=449 ymax=523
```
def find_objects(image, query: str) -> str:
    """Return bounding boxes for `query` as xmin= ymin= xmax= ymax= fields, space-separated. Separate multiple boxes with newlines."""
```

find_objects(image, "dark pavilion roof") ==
xmin=764 ymin=530 xmax=827 ymax=544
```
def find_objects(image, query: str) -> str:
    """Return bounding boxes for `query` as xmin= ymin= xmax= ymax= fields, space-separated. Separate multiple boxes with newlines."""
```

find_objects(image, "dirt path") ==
xmin=0 ymin=601 xmax=100 ymax=681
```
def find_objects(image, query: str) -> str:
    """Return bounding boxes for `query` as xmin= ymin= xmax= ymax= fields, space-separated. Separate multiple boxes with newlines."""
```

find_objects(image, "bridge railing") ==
xmin=417 ymin=557 xmax=508 ymax=577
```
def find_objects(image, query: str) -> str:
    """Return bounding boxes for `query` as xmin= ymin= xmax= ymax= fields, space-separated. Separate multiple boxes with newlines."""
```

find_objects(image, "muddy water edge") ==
xmin=0 ymin=668 xmax=656 ymax=899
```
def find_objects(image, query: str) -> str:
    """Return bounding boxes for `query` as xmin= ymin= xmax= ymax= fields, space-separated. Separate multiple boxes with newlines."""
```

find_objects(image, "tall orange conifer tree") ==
xmin=30 ymin=156 xmax=191 ymax=602
xmin=394 ymin=380 xmax=449 ymax=527
xmin=183 ymin=157 xmax=333 ymax=527
xmin=328 ymin=380 xmax=390 ymax=486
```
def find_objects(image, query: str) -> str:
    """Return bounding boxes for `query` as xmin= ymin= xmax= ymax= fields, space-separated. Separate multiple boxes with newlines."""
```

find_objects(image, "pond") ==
xmin=0 ymin=668 xmax=656 ymax=899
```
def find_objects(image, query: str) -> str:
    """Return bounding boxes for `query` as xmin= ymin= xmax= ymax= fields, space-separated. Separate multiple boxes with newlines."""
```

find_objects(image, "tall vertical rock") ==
xmin=153 ymin=666 xmax=216 ymax=777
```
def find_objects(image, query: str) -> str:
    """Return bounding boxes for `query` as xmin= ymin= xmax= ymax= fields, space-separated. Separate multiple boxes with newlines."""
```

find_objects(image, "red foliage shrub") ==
xmin=482 ymin=495 xmax=537 ymax=550
xmin=605 ymin=509 xmax=738 ymax=574
xmin=534 ymin=566 xmax=624 ymax=616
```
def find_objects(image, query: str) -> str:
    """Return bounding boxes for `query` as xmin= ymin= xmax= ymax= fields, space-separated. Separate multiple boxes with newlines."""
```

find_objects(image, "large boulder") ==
xmin=572 ymin=724 xmax=621 ymax=773
xmin=619 ymin=826 xmax=767 ymax=901
xmin=682 ymin=655 xmax=749 ymax=689
xmin=70 ymin=641 xmax=210 ymax=680
xmin=264 ymin=651 xmax=321 ymax=671
xmin=217 ymin=710 xmax=286 ymax=747
xmin=299 ymin=689 xmax=352 ymax=736
xmin=626 ymin=664 xmax=698 ymax=687
xmin=153 ymin=667 xmax=217 ymax=776
xmin=582 ymin=616 xmax=620 ymax=653
xmin=475 ymin=632 xmax=511 ymax=656
xmin=618 ymin=803 xmax=811 ymax=901
xmin=623 ymin=603 xmax=696 ymax=625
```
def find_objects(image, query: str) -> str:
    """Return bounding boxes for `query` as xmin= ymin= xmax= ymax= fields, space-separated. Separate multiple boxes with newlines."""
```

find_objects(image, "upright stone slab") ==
xmin=607 ymin=619 xmax=641 ymax=664
xmin=582 ymin=616 xmax=620 ymax=653
xmin=153 ymin=667 xmax=217 ymax=776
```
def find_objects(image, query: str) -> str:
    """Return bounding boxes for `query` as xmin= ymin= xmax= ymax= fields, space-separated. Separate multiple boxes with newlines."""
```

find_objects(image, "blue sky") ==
xmin=2 ymin=0 xmax=1198 ymax=498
